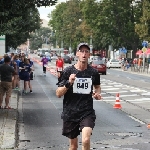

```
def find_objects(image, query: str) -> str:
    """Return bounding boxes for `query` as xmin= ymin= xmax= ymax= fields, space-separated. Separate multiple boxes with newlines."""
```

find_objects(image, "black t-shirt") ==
xmin=0 ymin=64 xmax=15 ymax=82
xmin=58 ymin=65 xmax=100 ymax=122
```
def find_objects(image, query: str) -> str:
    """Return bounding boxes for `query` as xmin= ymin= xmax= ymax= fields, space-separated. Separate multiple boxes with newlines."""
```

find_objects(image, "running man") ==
xmin=41 ymin=55 xmax=48 ymax=76
xmin=56 ymin=55 xmax=64 ymax=82
xmin=56 ymin=43 xmax=102 ymax=150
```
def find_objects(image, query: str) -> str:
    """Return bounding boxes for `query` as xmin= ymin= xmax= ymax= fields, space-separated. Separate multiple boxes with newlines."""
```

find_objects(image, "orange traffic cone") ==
xmin=147 ymin=124 xmax=150 ymax=129
xmin=113 ymin=93 xmax=122 ymax=109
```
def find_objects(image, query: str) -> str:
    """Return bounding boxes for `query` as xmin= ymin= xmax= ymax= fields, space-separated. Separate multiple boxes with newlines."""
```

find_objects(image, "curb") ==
xmin=0 ymin=90 xmax=19 ymax=149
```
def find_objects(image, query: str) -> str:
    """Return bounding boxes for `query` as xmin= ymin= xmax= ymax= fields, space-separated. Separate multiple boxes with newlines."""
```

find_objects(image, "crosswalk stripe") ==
xmin=142 ymin=92 xmax=150 ymax=95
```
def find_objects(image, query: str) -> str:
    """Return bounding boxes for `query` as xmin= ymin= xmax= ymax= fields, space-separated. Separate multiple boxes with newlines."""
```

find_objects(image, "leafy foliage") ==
xmin=48 ymin=0 xmax=150 ymax=56
xmin=0 ymin=0 xmax=57 ymax=49
xmin=135 ymin=0 xmax=150 ymax=42
xmin=30 ymin=27 xmax=52 ymax=50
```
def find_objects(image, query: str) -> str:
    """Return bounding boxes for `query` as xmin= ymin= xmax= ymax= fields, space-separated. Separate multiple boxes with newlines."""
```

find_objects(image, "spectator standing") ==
xmin=10 ymin=54 xmax=18 ymax=89
xmin=13 ymin=55 xmax=20 ymax=90
xmin=133 ymin=58 xmax=138 ymax=71
xmin=138 ymin=58 xmax=142 ymax=71
xmin=0 ymin=56 xmax=16 ymax=109
xmin=19 ymin=56 xmax=26 ymax=92
xmin=148 ymin=58 xmax=150 ymax=70
xmin=121 ymin=57 xmax=126 ymax=71
xmin=41 ymin=55 xmax=48 ymax=76
xmin=23 ymin=58 xmax=32 ymax=93
xmin=28 ymin=58 xmax=34 ymax=80
xmin=56 ymin=43 xmax=102 ymax=150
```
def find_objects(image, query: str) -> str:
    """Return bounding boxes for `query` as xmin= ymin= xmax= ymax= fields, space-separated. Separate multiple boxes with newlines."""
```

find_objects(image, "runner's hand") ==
xmin=69 ymin=74 xmax=76 ymax=84
xmin=92 ymin=92 xmax=102 ymax=100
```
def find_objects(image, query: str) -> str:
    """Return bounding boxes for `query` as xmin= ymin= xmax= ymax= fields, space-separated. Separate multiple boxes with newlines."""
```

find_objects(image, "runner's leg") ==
xmin=82 ymin=127 xmax=92 ymax=150
xmin=69 ymin=138 xmax=78 ymax=150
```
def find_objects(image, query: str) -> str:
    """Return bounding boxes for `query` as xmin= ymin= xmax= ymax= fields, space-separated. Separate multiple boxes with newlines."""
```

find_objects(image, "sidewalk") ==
xmin=0 ymin=90 xmax=19 ymax=149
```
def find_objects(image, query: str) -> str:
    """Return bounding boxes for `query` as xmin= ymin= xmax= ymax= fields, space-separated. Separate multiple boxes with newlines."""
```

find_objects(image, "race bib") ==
xmin=57 ymin=67 xmax=62 ymax=71
xmin=44 ymin=64 xmax=47 ymax=67
xmin=73 ymin=78 xmax=92 ymax=94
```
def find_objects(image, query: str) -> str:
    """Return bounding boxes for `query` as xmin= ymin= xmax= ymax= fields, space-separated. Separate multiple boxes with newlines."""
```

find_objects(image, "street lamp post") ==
xmin=55 ymin=30 xmax=58 ymax=48
xmin=69 ymin=39 xmax=72 ymax=54
xmin=90 ymin=35 xmax=93 ymax=54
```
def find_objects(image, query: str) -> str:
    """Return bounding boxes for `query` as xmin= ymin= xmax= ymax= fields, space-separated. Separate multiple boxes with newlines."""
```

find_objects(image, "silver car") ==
xmin=107 ymin=59 xmax=121 ymax=68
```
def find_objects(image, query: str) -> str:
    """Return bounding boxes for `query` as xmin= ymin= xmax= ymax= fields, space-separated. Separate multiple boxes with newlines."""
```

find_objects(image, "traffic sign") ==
xmin=119 ymin=47 xmax=127 ymax=54
xmin=142 ymin=47 xmax=147 ymax=53
xmin=142 ymin=41 xmax=148 ymax=47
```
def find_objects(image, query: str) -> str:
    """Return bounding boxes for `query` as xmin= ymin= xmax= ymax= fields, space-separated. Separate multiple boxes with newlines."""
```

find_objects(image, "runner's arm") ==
xmin=56 ymin=86 xmax=69 ymax=98
xmin=93 ymin=85 xmax=102 ymax=100
xmin=93 ymin=85 xmax=101 ymax=94
xmin=56 ymin=80 xmax=72 ymax=98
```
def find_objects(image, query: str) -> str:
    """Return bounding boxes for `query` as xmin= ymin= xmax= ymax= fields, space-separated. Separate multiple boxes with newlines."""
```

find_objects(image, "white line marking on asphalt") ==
xmin=127 ymin=98 xmax=150 ymax=101
xmin=102 ymin=88 xmax=120 ymax=90
xmin=108 ymin=82 xmax=119 ymax=85
xmin=128 ymin=116 xmax=145 ymax=124
xmin=130 ymin=89 xmax=147 ymax=92
xmin=120 ymin=94 xmax=138 ymax=97
xmin=102 ymin=96 xmax=115 ymax=99
xmin=105 ymin=91 xmax=128 ymax=93
xmin=142 ymin=92 xmax=150 ymax=95
xmin=101 ymin=86 xmax=114 ymax=88
xmin=114 ymin=84 xmax=122 ymax=87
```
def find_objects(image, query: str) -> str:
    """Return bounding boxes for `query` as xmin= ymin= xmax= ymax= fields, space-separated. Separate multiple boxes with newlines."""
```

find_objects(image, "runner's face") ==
xmin=76 ymin=46 xmax=90 ymax=63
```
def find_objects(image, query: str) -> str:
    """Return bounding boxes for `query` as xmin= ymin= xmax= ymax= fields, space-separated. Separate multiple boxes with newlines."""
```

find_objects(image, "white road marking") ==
xmin=101 ymin=86 xmax=113 ymax=88
xmin=120 ymin=94 xmax=138 ymax=97
xmin=105 ymin=91 xmax=128 ymax=93
xmin=130 ymin=89 xmax=147 ymax=92
xmin=128 ymin=115 xmax=145 ymax=124
xmin=102 ymin=88 xmax=120 ymax=90
xmin=127 ymin=98 xmax=150 ymax=101
xmin=141 ymin=92 xmax=150 ymax=95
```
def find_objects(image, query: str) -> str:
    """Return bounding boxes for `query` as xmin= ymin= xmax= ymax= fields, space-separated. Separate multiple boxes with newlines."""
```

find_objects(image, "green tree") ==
xmin=49 ymin=0 xmax=91 ymax=52
xmin=48 ymin=0 xmax=146 ymax=58
xmin=135 ymin=0 xmax=150 ymax=42
xmin=83 ymin=0 xmax=142 ymax=53
xmin=30 ymin=27 xmax=52 ymax=50
xmin=0 ymin=0 xmax=57 ymax=51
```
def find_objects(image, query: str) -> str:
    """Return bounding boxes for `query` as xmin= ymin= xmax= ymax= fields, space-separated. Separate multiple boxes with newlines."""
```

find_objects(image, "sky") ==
xmin=37 ymin=0 xmax=66 ymax=21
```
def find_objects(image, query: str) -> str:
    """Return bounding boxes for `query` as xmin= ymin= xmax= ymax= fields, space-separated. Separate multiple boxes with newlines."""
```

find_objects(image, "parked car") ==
xmin=89 ymin=56 xmax=101 ymax=64
xmin=91 ymin=60 xmax=107 ymax=75
xmin=62 ymin=55 xmax=72 ymax=64
xmin=107 ymin=59 xmax=121 ymax=68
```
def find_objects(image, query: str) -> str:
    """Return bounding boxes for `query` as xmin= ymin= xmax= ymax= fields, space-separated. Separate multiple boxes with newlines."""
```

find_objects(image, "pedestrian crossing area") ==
xmin=99 ymin=79 xmax=150 ymax=109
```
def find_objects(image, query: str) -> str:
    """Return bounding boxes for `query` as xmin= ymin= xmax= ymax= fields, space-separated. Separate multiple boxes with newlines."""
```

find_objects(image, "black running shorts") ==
xmin=62 ymin=115 xmax=95 ymax=139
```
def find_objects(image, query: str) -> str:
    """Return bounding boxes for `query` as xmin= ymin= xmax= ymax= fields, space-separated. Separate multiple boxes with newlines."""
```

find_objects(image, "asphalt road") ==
xmin=16 ymin=54 xmax=150 ymax=150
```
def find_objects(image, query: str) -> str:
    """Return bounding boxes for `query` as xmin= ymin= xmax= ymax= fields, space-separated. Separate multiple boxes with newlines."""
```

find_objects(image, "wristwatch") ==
xmin=65 ymin=80 xmax=71 ymax=88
